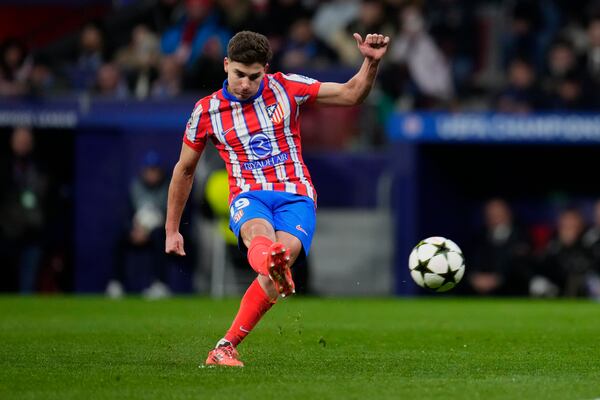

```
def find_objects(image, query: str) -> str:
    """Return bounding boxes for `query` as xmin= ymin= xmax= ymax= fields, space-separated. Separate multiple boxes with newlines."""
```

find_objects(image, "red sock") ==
xmin=224 ymin=279 xmax=276 ymax=347
xmin=247 ymin=235 xmax=273 ymax=275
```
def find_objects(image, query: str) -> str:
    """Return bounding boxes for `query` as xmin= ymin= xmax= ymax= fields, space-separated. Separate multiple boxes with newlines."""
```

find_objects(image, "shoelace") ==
xmin=219 ymin=346 xmax=235 ymax=358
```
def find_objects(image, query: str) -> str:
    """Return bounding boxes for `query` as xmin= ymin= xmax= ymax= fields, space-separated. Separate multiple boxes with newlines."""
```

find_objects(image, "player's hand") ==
xmin=353 ymin=33 xmax=390 ymax=62
xmin=165 ymin=231 xmax=186 ymax=256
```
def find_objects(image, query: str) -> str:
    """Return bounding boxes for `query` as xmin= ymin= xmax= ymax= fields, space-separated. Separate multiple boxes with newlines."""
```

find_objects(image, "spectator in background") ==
xmin=501 ymin=0 xmax=560 ymax=72
xmin=541 ymin=39 xmax=582 ymax=96
xmin=115 ymin=24 xmax=161 ymax=99
xmin=555 ymin=0 xmax=590 ymax=51
xmin=94 ymin=63 xmax=130 ymax=99
xmin=0 ymin=127 xmax=48 ymax=293
xmin=533 ymin=208 xmax=595 ymax=297
xmin=330 ymin=0 xmax=392 ymax=67
xmin=467 ymin=198 xmax=531 ymax=296
xmin=312 ymin=0 xmax=360 ymax=50
xmin=151 ymin=55 xmax=184 ymax=98
xmin=544 ymin=70 xmax=592 ymax=110
xmin=150 ymin=0 xmax=186 ymax=34
xmin=274 ymin=17 xmax=339 ymax=71
xmin=582 ymin=199 xmax=600 ymax=298
xmin=582 ymin=17 xmax=600 ymax=104
xmin=503 ymin=1 xmax=541 ymax=65
xmin=216 ymin=0 xmax=257 ymax=33
xmin=383 ymin=4 xmax=454 ymax=108
xmin=262 ymin=0 xmax=313 ymax=43
xmin=26 ymin=55 xmax=56 ymax=97
xmin=583 ymin=200 xmax=600 ymax=265
xmin=160 ymin=0 xmax=230 ymax=68
xmin=182 ymin=37 xmax=224 ymax=93
xmin=495 ymin=58 xmax=542 ymax=113
xmin=583 ymin=17 xmax=600 ymax=80
xmin=67 ymin=23 xmax=107 ymax=91
xmin=540 ymin=38 xmax=594 ymax=110
xmin=106 ymin=151 xmax=171 ymax=299
xmin=425 ymin=0 xmax=479 ymax=97
xmin=0 ymin=39 xmax=31 ymax=97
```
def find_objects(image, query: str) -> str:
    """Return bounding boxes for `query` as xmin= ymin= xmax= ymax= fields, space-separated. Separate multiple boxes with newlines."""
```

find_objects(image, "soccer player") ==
xmin=165 ymin=30 xmax=389 ymax=367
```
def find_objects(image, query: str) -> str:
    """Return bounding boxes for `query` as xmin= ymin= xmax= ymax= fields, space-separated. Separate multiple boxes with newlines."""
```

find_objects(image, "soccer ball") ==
xmin=408 ymin=236 xmax=465 ymax=292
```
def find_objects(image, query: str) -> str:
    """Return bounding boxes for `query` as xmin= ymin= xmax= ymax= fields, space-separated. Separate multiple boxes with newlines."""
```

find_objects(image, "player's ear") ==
xmin=223 ymin=57 xmax=229 ymax=73
xmin=264 ymin=63 xmax=269 ymax=73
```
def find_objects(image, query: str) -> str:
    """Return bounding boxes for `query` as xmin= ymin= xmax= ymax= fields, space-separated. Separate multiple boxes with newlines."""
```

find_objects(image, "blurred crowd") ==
xmin=464 ymin=198 xmax=600 ymax=299
xmin=4 ymin=0 xmax=600 ymax=111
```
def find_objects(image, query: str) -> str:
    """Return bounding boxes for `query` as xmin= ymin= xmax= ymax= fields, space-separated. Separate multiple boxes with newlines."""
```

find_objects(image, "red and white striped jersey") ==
xmin=183 ymin=72 xmax=321 ymax=203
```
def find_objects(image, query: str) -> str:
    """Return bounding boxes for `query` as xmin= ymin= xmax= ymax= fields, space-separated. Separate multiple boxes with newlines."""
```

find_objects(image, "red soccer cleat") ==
xmin=205 ymin=344 xmax=244 ymax=367
xmin=267 ymin=243 xmax=295 ymax=297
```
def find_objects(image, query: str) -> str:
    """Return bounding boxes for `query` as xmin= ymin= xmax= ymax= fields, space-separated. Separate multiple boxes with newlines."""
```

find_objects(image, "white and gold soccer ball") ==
xmin=408 ymin=236 xmax=465 ymax=292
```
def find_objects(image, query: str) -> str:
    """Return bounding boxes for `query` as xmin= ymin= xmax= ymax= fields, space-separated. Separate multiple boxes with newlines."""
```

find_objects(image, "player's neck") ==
xmin=223 ymin=79 xmax=265 ymax=103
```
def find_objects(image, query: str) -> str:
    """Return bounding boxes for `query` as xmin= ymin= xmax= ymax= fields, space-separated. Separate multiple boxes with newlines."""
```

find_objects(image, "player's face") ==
xmin=224 ymin=59 xmax=266 ymax=101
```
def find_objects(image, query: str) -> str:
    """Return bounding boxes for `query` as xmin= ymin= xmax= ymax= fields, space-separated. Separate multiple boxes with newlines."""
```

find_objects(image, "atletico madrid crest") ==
xmin=266 ymin=103 xmax=285 ymax=124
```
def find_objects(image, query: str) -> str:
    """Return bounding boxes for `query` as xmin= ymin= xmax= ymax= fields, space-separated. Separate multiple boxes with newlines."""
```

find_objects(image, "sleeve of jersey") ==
xmin=278 ymin=72 xmax=321 ymax=106
xmin=182 ymin=101 xmax=208 ymax=153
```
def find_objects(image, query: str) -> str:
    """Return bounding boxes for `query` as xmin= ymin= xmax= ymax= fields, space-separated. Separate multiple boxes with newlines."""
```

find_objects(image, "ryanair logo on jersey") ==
xmin=266 ymin=103 xmax=285 ymax=124
xmin=243 ymin=152 xmax=289 ymax=171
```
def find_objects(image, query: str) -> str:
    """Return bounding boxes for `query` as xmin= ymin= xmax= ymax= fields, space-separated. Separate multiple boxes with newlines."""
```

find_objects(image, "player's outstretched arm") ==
xmin=316 ymin=33 xmax=390 ymax=106
xmin=165 ymin=144 xmax=202 ymax=256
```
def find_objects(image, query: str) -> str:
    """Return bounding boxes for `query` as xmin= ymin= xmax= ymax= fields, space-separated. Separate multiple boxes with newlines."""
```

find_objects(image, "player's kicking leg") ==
xmin=205 ymin=219 xmax=302 ymax=367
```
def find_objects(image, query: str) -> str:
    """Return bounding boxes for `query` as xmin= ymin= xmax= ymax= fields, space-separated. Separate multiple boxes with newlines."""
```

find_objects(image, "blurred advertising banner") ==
xmin=387 ymin=113 xmax=600 ymax=144
xmin=0 ymin=98 xmax=190 ymax=130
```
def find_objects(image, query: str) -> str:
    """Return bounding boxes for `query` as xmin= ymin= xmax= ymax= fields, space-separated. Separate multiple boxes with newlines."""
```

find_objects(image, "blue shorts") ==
xmin=229 ymin=191 xmax=316 ymax=256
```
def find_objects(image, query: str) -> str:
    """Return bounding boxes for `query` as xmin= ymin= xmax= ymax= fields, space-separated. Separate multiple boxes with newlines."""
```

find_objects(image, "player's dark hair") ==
xmin=227 ymin=31 xmax=272 ymax=66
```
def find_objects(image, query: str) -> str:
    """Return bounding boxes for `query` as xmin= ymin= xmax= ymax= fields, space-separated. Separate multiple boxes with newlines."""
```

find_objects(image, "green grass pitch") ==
xmin=1 ymin=296 xmax=599 ymax=399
